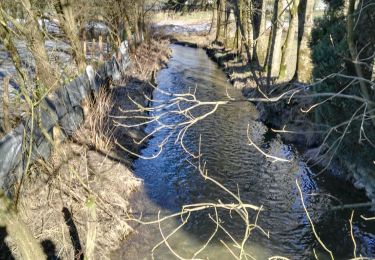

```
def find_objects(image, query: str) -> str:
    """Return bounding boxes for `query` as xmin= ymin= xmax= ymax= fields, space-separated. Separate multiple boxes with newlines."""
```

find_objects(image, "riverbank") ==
xmin=151 ymin=12 xmax=214 ymax=48
xmin=150 ymin=8 xmax=375 ymax=207
xmin=154 ymin=11 xmax=375 ymax=203
xmin=3 ymin=39 xmax=171 ymax=259
xmin=156 ymin=12 xmax=375 ymax=202
xmin=111 ymin=44 xmax=375 ymax=259
xmin=204 ymin=43 xmax=375 ymax=206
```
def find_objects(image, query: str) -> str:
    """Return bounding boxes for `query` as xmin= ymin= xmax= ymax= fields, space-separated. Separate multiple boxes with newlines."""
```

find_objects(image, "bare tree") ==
xmin=278 ymin=0 xmax=300 ymax=82
xmin=266 ymin=0 xmax=286 ymax=80
xmin=0 ymin=0 xmax=59 ymax=90
xmin=296 ymin=0 xmax=315 ymax=82
xmin=215 ymin=0 xmax=225 ymax=43
xmin=54 ymin=0 xmax=86 ymax=71
xmin=233 ymin=0 xmax=252 ymax=61
xmin=256 ymin=0 xmax=268 ymax=67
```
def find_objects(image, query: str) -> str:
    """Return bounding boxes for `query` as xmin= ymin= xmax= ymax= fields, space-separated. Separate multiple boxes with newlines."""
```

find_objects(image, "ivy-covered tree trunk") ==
xmin=296 ymin=0 xmax=315 ymax=82
xmin=54 ymin=0 xmax=86 ymax=72
xmin=372 ymin=57 xmax=375 ymax=81
xmin=278 ymin=0 xmax=300 ymax=82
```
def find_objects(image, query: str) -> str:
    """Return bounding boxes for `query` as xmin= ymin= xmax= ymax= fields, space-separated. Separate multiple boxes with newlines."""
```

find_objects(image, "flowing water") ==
xmin=117 ymin=45 xmax=375 ymax=259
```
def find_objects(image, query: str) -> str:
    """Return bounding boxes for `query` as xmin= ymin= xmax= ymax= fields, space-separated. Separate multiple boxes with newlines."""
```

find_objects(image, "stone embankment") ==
xmin=0 ymin=39 xmax=172 ymax=259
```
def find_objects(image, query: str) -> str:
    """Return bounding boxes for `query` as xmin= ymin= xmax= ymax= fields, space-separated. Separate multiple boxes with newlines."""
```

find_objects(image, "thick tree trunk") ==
xmin=267 ymin=0 xmax=286 ymax=81
xmin=296 ymin=0 xmax=315 ymax=82
xmin=278 ymin=0 xmax=300 ymax=82
xmin=234 ymin=0 xmax=252 ymax=62
xmin=223 ymin=4 xmax=230 ymax=46
xmin=256 ymin=0 xmax=268 ymax=67
xmin=123 ymin=15 xmax=135 ymax=52
xmin=245 ymin=0 xmax=254 ymax=59
xmin=0 ymin=195 xmax=46 ymax=260
xmin=133 ymin=10 xmax=141 ymax=45
xmin=55 ymin=0 xmax=86 ymax=71
xmin=372 ymin=57 xmax=375 ymax=82
xmin=215 ymin=0 xmax=224 ymax=42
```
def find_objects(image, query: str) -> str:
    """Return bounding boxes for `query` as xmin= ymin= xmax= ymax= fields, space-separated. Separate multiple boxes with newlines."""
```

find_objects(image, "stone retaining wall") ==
xmin=0 ymin=42 xmax=130 ymax=193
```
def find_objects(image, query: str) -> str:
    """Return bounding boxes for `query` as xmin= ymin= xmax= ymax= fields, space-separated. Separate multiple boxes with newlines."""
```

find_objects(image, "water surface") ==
xmin=117 ymin=45 xmax=375 ymax=259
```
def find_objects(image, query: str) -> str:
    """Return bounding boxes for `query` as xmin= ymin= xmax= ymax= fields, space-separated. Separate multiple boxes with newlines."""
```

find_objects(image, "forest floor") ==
xmin=3 ymin=39 xmax=171 ymax=259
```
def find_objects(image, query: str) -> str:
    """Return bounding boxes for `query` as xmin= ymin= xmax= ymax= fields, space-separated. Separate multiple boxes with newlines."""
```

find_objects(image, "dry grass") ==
xmin=173 ymin=34 xmax=214 ymax=48
xmin=2 ymin=38 xmax=173 ymax=260
xmin=126 ymin=39 xmax=171 ymax=81
xmin=0 ymin=37 xmax=171 ymax=260
xmin=152 ymin=11 xmax=212 ymax=25
xmin=15 ymin=141 xmax=141 ymax=259
xmin=9 ymin=88 xmax=143 ymax=259
xmin=75 ymin=88 xmax=115 ymax=153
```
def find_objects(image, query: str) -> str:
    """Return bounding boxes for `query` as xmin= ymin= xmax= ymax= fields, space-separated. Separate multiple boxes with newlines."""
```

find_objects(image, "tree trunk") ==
xmin=278 ymin=0 xmax=300 ymax=82
xmin=215 ymin=0 xmax=224 ymax=42
xmin=2 ymin=76 xmax=10 ymax=133
xmin=245 ymin=0 xmax=254 ymax=58
xmin=209 ymin=2 xmax=217 ymax=34
xmin=0 ymin=195 xmax=46 ymax=260
xmin=224 ymin=3 xmax=230 ymax=46
xmin=257 ymin=0 xmax=268 ymax=67
xmin=133 ymin=4 xmax=141 ymax=45
xmin=296 ymin=0 xmax=315 ymax=82
xmin=233 ymin=0 xmax=252 ymax=62
xmin=267 ymin=0 xmax=286 ymax=81
xmin=372 ymin=56 xmax=375 ymax=82
xmin=123 ymin=14 xmax=135 ymax=52
xmin=54 ymin=0 xmax=86 ymax=72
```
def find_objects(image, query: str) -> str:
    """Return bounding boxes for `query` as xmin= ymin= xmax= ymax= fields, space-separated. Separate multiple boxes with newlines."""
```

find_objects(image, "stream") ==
xmin=116 ymin=45 xmax=375 ymax=259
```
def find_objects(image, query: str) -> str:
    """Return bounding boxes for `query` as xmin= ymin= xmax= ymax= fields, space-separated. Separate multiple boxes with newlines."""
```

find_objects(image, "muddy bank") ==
xmin=3 ymin=39 xmax=172 ymax=259
xmin=204 ymin=44 xmax=375 ymax=206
